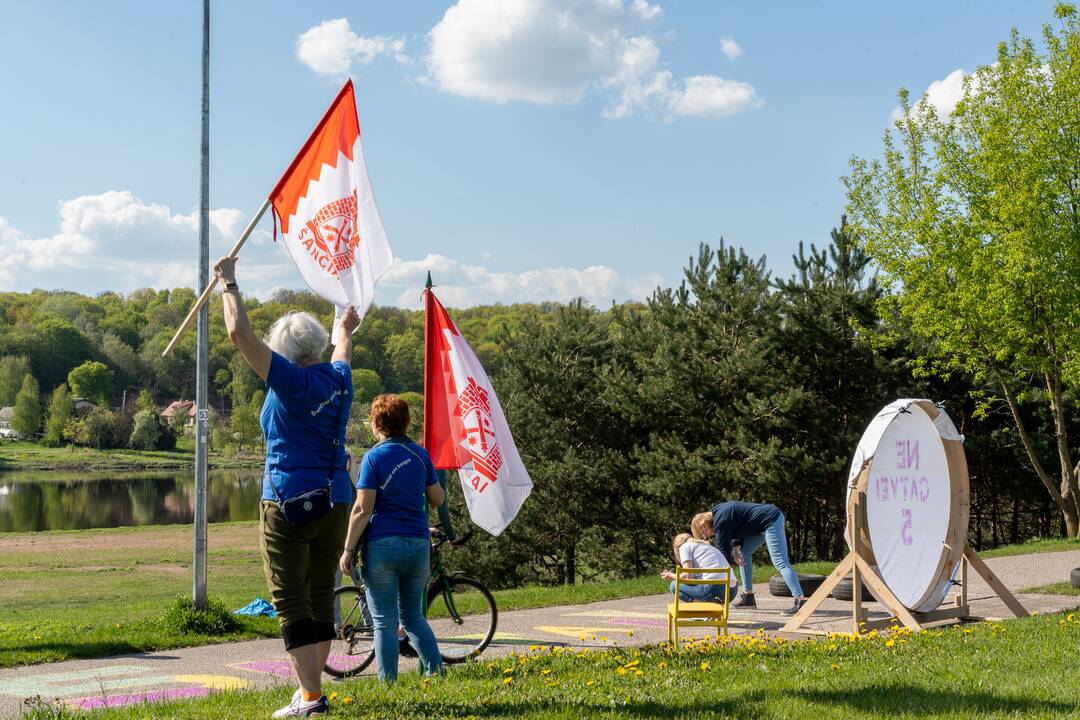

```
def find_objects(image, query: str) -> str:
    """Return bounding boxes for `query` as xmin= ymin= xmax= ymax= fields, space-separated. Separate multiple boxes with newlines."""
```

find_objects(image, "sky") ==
xmin=0 ymin=1 xmax=1059 ymax=309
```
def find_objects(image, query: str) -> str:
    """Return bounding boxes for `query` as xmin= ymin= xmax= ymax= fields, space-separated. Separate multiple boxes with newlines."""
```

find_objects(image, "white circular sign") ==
xmin=847 ymin=400 xmax=969 ymax=612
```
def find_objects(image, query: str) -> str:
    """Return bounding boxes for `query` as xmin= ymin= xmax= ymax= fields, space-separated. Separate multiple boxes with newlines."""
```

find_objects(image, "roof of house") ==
xmin=161 ymin=400 xmax=195 ymax=418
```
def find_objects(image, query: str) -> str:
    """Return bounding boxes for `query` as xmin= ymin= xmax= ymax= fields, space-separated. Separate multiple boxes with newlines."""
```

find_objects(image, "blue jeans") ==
xmin=668 ymin=579 xmax=735 ymax=603
xmin=738 ymin=513 xmax=803 ymax=597
xmin=361 ymin=535 xmax=444 ymax=682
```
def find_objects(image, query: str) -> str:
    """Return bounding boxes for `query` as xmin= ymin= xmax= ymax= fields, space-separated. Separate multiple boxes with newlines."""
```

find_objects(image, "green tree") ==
xmin=230 ymin=403 xmax=261 ymax=453
xmin=844 ymin=4 xmax=1080 ymax=535
xmin=351 ymin=368 xmax=384 ymax=404
xmin=42 ymin=384 xmax=73 ymax=446
xmin=12 ymin=374 xmax=43 ymax=437
xmin=0 ymin=355 xmax=31 ymax=406
xmin=68 ymin=361 xmax=115 ymax=407
xmin=137 ymin=388 xmax=155 ymax=412
xmin=398 ymin=391 xmax=424 ymax=439
xmin=128 ymin=409 xmax=162 ymax=450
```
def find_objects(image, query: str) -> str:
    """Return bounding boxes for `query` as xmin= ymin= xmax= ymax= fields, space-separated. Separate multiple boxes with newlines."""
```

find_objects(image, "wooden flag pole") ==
xmin=161 ymin=197 xmax=272 ymax=357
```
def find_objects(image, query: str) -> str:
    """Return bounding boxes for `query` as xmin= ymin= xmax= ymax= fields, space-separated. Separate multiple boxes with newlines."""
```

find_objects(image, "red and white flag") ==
xmin=270 ymin=80 xmax=393 ymax=319
xmin=423 ymin=286 xmax=532 ymax=536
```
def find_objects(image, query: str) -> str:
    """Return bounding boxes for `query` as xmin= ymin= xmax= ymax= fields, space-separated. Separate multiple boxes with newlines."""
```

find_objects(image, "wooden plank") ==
xmin=853 ymin=554 xmax=923 ymax=632
xmin=780 ymin=554 xmax=853 ymax=633
xmin=963 ymin=546 xmax=1029 ymax=618
xmin=913 ymin=606 xmax=969 ymax=624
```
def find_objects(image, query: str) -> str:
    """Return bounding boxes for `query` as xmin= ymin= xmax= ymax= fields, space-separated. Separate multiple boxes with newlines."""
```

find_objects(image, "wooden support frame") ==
xmin=782 ymin=480 xmax=1028 ymax=635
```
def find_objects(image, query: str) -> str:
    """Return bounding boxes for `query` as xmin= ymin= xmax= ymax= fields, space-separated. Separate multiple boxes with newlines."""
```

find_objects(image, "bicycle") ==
xmin=324 ymin=529 xmax=498 ymax=677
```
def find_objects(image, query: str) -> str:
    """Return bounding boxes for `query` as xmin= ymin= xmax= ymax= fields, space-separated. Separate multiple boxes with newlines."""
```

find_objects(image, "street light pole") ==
xmin=193 ymin=0 xmax=210 ymax=610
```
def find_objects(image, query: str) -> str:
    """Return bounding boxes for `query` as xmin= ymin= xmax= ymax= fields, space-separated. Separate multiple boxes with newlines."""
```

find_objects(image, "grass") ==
xmin=0 ymin=439 xmax=262 ymax=471
xmin=0 ymin=522 xmax=278 ymax=667
xmin=1022 ymin=582 xmax=1080 ymax=596
xmin=22 ymin=611 xmax=1080 ymax=719
xmin=1 ymin=519 xmax=1075 ymax=669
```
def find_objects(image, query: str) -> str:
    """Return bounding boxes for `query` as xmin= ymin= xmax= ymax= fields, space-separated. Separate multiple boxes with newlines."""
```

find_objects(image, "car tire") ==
xmin=768 ymin=573 xmax=826 ymax=597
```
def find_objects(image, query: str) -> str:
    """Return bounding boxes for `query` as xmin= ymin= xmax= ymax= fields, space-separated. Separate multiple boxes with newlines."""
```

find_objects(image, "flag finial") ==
xmin=425 ymin=271 xmax=433 ymax=290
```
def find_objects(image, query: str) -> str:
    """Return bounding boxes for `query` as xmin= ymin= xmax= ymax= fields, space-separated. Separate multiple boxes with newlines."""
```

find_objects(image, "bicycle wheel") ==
xmin=324 ymin=585 xmax=375 ymax=677
xmin=426 ymin=575 xmax=498 ymax=664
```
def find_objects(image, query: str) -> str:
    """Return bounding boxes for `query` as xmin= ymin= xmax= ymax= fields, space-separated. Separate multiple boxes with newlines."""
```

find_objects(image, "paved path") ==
xmin=1 ymin=549 xmax=1076 ymax=718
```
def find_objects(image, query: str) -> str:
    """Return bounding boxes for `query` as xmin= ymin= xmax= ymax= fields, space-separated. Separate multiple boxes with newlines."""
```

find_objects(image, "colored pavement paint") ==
xmin=173 ymin=674 xmax=248 ymax=691
xmin=446 ymin=632 xmax=566 ymax=647
xmin=68 ymin=686 xmax=209 ymax=710
xmin=532 ymin=626 xmax=622 ymax=640
xmin=609 ymin=617 xmax=668 ymax=629
xmin=0 ymin=664 xmax=173 ymax=699
xmin=567 ymin=610 xmax=667 ymax=620
xmin=232 ymin=660 xmax=294 ymax=678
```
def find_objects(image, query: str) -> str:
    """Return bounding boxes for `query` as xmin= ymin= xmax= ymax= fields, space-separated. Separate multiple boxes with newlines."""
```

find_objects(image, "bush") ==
xmin=161 ymin=595 xmax=241 ymax=635
xmin=156 ymin=421 xmax=178 ymax=451
xmin=128 ymin=410 xmax=162 ymax=450
xmin=62 ymin=408 xmax=119 ymax=448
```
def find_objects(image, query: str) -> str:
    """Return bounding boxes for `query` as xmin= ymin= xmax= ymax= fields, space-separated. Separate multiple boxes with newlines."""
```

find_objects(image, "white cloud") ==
xmin=1 ymin=193 xmax=660 ymax=309
xmin=890 ymin=68 xmax=967 ymax=123
xmin=419 ymin=0 xmax=758 ymax=120
xmin=719 ymin=35 xmax=742 ymax=60
xmin=296 ymin=18 xmax=408 ymax=76
xmin=381 ymin=253 xmax=661 ymax=308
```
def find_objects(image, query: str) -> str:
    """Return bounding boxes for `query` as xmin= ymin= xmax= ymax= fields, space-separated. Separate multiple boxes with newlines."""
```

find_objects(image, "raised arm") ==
xmin=214 ymin=257 xmax=271 ymax=380
xmin=331 ymin=306 xmax=360 ymax=365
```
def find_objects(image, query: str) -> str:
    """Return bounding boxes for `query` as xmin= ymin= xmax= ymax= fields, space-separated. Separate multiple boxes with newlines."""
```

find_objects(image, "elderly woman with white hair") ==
xmin=214 ymin=256 xmax=359 ymax=719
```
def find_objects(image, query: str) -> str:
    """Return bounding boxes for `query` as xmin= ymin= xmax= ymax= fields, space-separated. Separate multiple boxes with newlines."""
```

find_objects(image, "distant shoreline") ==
xmin=0 ymin=440 xmax=264 ymax=472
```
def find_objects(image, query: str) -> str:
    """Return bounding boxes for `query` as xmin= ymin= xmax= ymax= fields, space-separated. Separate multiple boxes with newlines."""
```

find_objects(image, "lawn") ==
xmin=0 ymin=440 xmax=262 ymax=471
xmin=22 ymin=612 xmax=1080 ymax=719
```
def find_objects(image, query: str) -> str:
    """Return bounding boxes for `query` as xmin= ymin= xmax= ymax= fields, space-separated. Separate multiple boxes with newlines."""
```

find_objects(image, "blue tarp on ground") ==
xmin=234 ymin=598 xmax=277 ymax=617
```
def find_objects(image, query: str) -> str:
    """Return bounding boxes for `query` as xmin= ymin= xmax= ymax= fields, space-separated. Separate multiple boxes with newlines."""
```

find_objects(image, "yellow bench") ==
xmin=667 ymin=565 xmax=732 ymax=647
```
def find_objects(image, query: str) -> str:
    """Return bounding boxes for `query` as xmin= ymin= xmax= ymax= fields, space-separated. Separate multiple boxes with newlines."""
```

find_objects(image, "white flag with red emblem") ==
xmin=270 ymin=80 xmax=393 ymax=318
xmin=423 ymin=287 xmax=532 ymax=536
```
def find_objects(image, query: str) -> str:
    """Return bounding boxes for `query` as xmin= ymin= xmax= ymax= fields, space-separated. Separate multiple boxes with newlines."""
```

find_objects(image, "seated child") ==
xmin=660 ymin=533 xmax=738 ymax=602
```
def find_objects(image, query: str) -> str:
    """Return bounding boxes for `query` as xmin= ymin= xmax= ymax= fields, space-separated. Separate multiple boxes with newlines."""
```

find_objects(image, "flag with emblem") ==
xmin=269 ymin=79 xmax=393 ymax=318
xmin=423 ymin=280 xmax=532 ymax=536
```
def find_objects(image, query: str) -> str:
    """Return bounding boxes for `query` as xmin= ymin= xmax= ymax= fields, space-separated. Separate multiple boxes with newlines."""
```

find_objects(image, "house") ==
xmin=0 ymin=407 xmax=21 ymax=439
xmin=161 ymin=400 xmax=196 ymax=427
xmin=72 ymin=398 xmax=98 ymax=417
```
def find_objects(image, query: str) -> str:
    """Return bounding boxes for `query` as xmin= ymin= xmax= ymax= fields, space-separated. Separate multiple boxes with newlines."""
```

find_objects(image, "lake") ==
xmin=0 ymin=469 xmax=264 ymax=532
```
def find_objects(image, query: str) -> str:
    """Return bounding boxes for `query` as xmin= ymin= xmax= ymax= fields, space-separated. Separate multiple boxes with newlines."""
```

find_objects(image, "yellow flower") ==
xmin=586 ymin=680 xmax=595 ymax=686
xmin=626 ymin=631 xmax=635 ymax=638
xmin=342 ymin=697 xmax=353 ymax=705
xmin=541 ymin=669 xmax=552 ymax=675
xmin=616 ymin=667 xmax=627 ymax=676
xmin=700 ymin=661 xmax=711 ymax=672
xmin=831 ymin=664 xmax=839 ymax=670
xmin=658 ymin=661 xmax=668 ymax=670
xmin=503 ymin=676 xmax=514 ymax=685
xmin=885 ymin=639 xmax=896 ymax=648
xmin=546 ymin=680 xmax=560 ymax=687
xmin=503 ymin=667 xmax=515 ymax=674
xmin=328 ymin=692 xmax=338 ymax=701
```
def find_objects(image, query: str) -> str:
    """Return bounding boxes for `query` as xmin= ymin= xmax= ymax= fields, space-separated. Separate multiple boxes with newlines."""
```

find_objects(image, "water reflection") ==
xmin=0 ymin=469 xmax=264 ymax=532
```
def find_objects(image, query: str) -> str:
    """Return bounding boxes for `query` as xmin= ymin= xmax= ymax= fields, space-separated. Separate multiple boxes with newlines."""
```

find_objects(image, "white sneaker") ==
xmin=272 ymin=689 xmax=329 ymax=718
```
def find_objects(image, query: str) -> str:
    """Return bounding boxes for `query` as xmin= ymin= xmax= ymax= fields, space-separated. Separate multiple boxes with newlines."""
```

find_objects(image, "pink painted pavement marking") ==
xmin=233 ymin=660 xmax=294 ymax=677
xmin=610 ymin=617 xmax=668 ymax=629
xmin=69 ymin=686 xmax=209 ymax=709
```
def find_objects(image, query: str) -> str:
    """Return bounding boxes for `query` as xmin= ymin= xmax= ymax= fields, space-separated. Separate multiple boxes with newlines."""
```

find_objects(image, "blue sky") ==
xmin=0 ymin=1 xmax=1057 ymax=308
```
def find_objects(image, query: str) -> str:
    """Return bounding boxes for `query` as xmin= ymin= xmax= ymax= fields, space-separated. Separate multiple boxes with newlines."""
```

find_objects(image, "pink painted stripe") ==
xmin=70 ymin=686 xmax=209 ymax=709
xmin=610 ymin=617 xmax=668 ymax=629
xmin=234 ymin=660 xmax=295 ymax=677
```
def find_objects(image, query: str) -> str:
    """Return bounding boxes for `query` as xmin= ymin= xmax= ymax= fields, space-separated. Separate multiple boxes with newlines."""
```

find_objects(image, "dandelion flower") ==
xmin=700 ymin=661 xmax=711 ymax=671
xmin=342 ymin=697 xmax=353 ymax=705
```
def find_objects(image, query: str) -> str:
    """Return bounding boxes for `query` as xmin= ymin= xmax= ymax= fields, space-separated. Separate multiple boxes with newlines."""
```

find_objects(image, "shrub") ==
xmin=62 ymin=408 xmax=117 ymax=448
xmin=128 ymin=410 xmax=162 ymax=450
xmin=156 ymin=421 xmax=178 ymax=451
xmin=161 ymin=595 xmax=241 ymax=635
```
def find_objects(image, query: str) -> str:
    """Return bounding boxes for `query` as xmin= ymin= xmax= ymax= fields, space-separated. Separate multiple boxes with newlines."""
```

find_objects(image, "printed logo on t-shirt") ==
xmin=311 ymin=387 xmax=347 ymax=417
xmin=380 ymin=457 xmax=412 ymax=490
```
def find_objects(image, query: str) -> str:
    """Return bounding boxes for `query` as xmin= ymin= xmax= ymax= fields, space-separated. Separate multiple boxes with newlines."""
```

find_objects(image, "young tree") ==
xmin=67 ymin=361 xmax=115 ymax=407
xmin=129 ymin=409 xmax=162 ymax=450
xmin=845 ymin=4 xmax=1080 ymax=535
xmin=12 ymin=374 xmax=43 ymax=438
xmin=42 ymin=384 xmax=73 ymax=446
xmin=0 ymin=355 xmax=31 ymax=406
xmin=137 ymin=388 xmax=155 ymax=412
xmin=230 ymin=403 xmax=261 ymax=453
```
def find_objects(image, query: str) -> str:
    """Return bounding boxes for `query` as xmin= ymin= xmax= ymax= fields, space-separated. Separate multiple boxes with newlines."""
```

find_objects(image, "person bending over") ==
xmin=691 ymin=501 xmax=806 ymax=616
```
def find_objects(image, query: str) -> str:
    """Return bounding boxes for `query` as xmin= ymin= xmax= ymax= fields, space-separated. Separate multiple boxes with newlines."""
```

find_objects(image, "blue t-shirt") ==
xmin=357 ymin=437 xmax=439 ymax=543
xmin=260 ymin=352 xmax=353 ymax=505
